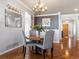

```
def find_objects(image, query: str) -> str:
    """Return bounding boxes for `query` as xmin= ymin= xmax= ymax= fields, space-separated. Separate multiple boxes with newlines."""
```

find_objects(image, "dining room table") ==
xmin=26 ymin=35 xmax=43 ymax=41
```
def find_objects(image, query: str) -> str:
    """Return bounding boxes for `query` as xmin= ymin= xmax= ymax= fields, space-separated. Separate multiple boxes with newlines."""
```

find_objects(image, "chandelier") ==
xmin=33 ymin=0 xmax=47 ymax=15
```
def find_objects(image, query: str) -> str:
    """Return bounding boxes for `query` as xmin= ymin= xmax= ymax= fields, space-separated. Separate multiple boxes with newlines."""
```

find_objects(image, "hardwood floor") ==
xmin=0 ymin=47 xmax=23 ymax=59
xmin=0 ymin=37 xmax=79 ymax=59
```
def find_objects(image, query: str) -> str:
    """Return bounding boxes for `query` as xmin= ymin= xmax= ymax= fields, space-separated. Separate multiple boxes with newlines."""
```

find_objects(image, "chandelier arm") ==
xmin=33 ymin=0 xmax=47 ymax=15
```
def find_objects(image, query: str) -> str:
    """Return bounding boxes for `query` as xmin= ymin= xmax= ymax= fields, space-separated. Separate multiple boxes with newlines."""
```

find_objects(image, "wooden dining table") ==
xmin=26 ymin=35 xmax=43 ymax=41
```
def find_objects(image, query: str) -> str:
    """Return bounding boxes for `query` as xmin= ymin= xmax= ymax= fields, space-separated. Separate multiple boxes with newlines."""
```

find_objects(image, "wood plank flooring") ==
xmin=0 ymin=37 xmax=79 ymax=59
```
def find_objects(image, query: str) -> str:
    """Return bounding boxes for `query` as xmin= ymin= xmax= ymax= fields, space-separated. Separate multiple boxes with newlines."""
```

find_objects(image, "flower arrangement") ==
xmin=32 ymin=24 xmax=44 ymax=32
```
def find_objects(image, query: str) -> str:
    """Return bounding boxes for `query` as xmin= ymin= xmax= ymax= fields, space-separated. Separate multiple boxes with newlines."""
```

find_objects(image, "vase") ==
xmin=38 ymin=31 xmax=40 ymax=36
xmin=36 ymin=31 xmax=40 ymax=36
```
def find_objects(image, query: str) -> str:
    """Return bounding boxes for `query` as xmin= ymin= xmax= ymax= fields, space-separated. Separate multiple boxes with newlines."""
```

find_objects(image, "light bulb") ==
xmin=34 ymin=5 xmax=37 ymax=8
xmin=42 ymin=9 xmax=45 ymax=12
xmin=45 ymin=6 xmax=47 ymax=10
xmin=35 ymin=9 xmax=38 ymax=12
xmin=36 ymin=3 xmax=39 ymax=6
xmin=74 ymin=8 xmax=78 ymax=11
xmin=33 ymin=7 xmax=35 ymax=11
xmin=39 ymin=3 xmax=43 ymax=8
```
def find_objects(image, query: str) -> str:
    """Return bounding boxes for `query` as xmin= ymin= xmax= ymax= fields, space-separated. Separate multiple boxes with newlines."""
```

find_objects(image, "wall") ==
xmin=0 ymin=0 xmax=32 ymax=55
xmin=34 ymin=15 xmax=59 ymax=29
xmin=0 ymin=0 xmax=31 ymax=31
xmin=77 ymin=16 xmax=79 ymax=40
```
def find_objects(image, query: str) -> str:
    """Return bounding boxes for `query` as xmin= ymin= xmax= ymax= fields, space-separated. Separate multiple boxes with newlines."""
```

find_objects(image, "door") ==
xmin=63 ymin=24 xmax=69 ymax=38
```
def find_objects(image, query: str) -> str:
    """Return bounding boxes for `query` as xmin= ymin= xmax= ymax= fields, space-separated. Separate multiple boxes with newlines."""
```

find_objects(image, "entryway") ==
xmin=62 ymin=24 xmax=69 ymax=39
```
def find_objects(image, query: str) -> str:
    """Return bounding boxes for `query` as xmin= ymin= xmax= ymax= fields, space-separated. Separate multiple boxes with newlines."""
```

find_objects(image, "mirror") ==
xmin=5 ymin=9 xmax=22 ymax=28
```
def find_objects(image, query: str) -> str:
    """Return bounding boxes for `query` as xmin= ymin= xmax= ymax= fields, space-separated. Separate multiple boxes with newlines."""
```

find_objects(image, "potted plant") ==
xmin=32 ymin=24 xmax=44 ymax=36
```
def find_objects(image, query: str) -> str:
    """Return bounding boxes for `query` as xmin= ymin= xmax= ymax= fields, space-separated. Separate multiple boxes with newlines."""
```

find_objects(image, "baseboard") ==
xmin=53 ymin=40 xmax=60 ymax=43
xmin=0 ymin=44 xmax=23 ymax=55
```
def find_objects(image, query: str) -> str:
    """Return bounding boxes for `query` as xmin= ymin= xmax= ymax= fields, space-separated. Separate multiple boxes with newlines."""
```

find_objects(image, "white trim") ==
xmin=53 ymin=41 xmax=60 ymax=43
xmin=35 ymin=13 xmax=60 ymax=17
xmin=58 ymin=12 xmax=62 ymax=40
xmin=17 ymin=0 xmax=33 ymax=13
xmin=0 ymin=44 xmax=23 ymax=55
xmin=61 ymin=13 xmax=79 ymax=15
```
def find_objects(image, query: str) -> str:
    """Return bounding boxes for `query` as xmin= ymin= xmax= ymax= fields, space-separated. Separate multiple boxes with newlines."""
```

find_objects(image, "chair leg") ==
xmin=43 ymin=49 xmax=45 ymax=59
xmin=23 ymin=46 xmax=26 ymax=59
xmin=51 ymin=48 xmax=53 ymax=57
xmin=32 ymin=46 xmax=33 ymax=51
xmin=35 ymin=46 xmax=38 ymax=54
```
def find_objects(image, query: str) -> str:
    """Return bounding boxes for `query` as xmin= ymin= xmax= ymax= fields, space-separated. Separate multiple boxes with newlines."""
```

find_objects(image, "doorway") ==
xmin=63 ymin=24 xmax=69 ymax=38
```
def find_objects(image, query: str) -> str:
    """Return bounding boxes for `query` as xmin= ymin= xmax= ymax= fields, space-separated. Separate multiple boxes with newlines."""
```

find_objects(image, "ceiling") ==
xmin=20 ymin=0 xmax=79 ymax=14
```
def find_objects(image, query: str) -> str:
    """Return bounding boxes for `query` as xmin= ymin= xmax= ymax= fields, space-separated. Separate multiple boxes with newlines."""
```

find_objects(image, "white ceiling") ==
xmin=20 ymin=0 xmax=79 ymax=14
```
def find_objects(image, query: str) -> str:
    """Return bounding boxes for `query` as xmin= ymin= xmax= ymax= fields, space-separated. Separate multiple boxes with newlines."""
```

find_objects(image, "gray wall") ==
xmin=0 ymin=0 xmax=30 ymax=31
xmin=0 ymin=0 xmax=31 ymax=55
xmin=34 ymin=15 xmax=59 ymax=29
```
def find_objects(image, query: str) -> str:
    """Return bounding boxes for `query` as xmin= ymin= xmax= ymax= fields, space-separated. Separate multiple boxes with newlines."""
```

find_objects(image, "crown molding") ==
xmin=35 ymin=12 xmax=61 ymax=17
xmin=16 ymin=0 xmax=33 ymax=14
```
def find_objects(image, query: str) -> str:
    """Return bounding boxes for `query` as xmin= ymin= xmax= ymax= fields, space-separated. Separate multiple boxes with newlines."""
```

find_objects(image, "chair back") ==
xmin=43 ymin=30 xmax=54 ymax=49
xmin=22 ymin=30 xmax=28 ymax=46
xmin=30 ymin=29 xmax=36 ymax=36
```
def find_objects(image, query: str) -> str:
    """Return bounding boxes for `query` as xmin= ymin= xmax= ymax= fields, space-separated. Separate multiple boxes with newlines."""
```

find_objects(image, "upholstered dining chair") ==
xmin=22 ymin=30 xmax=37 ymax=59
xmin=30 ymin=29 xmax=36 ymax=36
xmin=36 ymin=30 xmax=54 ymax=59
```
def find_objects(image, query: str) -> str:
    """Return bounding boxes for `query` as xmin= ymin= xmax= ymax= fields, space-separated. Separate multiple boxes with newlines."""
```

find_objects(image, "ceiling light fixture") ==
xmin=7 ymin=4 xmax=21 ymax=14
xmin=74 ymin=8 xmax=78 ymax=11
xmin=33 ymin=0 xmax=47 ymax=15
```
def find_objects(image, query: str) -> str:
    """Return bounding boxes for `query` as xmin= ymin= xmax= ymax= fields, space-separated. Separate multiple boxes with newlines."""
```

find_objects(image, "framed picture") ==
xmin=5 ymin=9 xmax=22 ymax=28
xmin=42 ymin=18 xmax=51 ymax=27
